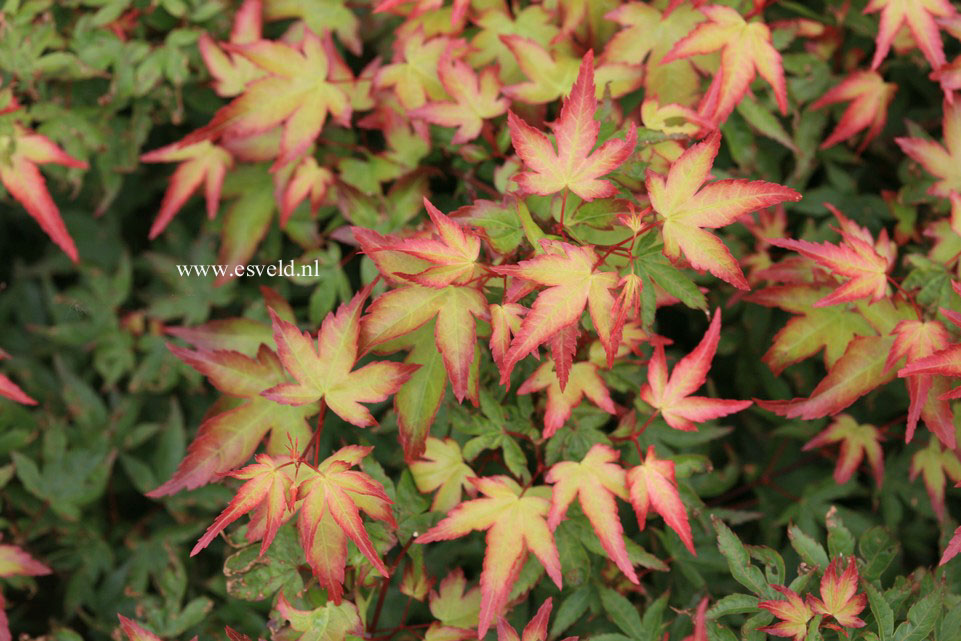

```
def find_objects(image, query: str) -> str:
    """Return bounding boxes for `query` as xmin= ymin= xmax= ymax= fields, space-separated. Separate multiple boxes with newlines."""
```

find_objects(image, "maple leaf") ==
xmin=490 ymin=241 xmax=619 ymax=384
xmin=803 ymin=414 xmax=884 ymax=487
xmin=150 ymin=341 xmax=317 ymax=496
xmin=546 ymin=444 xmax=638 ymax=583
xmin=662 ymin=5 xmax=787 ymax=123
xmin=0 ymin=350 xmax=35 ymax=405
xmin=910 ymin=438 xmax=961 ymax=521
xmin=262 ymin=287 xmax=417 ymax=426
xmin=429 ymin=568 xmax=481 ymax=629
xmin=390 ymin=199 xmax=482 ymax=288
xmin=197 ymin=0 xmax=264 ymax=97
xmin=274 ymin=593 xmax=363 ymax=641
xmin=140 ymin=141 xmax=233 ymax=239
xmin=190 ymin=454 xmax=296 ymax=556
xmin=489 ymin=303 xmax=526 ymax=374
xmin=647 ymin=132 xmax=801 ymax=290
xmin=767 ymin=216 xmax=891 ymax=308
xmin=898 ymin=343 xmax=961 ymax=449
xmin=941 ymin=526 xmax=961 ymax=565
xmin=410 ymin=44 xmax=507 ymax=144
xmin=273 ymin=155 xmax=334 ymax=226
xmin=758 ymin=585 xmax=814 ymax=641
xmin=360 ymin=284 xmax=488 ymax=403
xmin=747 ymin=285 xmax=877 ymax=375
xmin=416 ymin=476 xmax=562 ymax=638
xmin=813 ymin=71 xmax=897 ymax=151
xmin=376 ymin=31 xmax=450 ymax=110
xmin=297 ymin=446 xmax=395 ymax=603
xmin=507 ymin=50 xmax=637 ymax=201
xmin=640 ymin=309 xmax=752 ymax=432
xmin=863 ymin=0 xmax=956 ymax=70
xmin=500 ymin=37 xmax=640 ymax=105
xmin=896 ymin=99 xmax=961 ymax=198
xmin=627 ymin=445 xmax=695 ymax=555
xmin=498 ymin=598 xmax=575 ymax=641
xmin=262 ymin=0 xmax=361 ymax=56
xmin=887 ymin=320 xmax=955 ymax=447
xmin=179 ymin=29 xmax=351 ymax=170
xmin=759 ymin=335 xmax=897 ymax=421
xmin=806 ymin=557 xmax=867 ymax=629
xmin=0 ymin=124 xmax=88 ymax=262
xmin=410 ymin=437 xmax=476 ymax=512
xmin=518 ymin=359 xmax=618 ymax=437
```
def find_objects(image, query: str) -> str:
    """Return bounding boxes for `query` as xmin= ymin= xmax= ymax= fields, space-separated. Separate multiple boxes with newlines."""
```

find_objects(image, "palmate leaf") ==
xmin=627 ymin=446 xmax=695 ymax=555
xmin=296 ymin=446 xmax=396 ymax=603
xmin=768 ymin=206 xmax=892 ymax=307
xmin=803 ymin=414 xmax=884 ymax=488
xmin=178 ymin=28 xmax=350 ymax=170
xmin=647 ymin=132 xmax=800 ymax=289
xmin=758 ymin=585 xmax=813 ymax=641
xmin=518 ymin=359 xmax=617 ymax=437
xmin=507 ymin=50 xmax=637 ymax=201
xmin=0 ymin=124 xmax=88 ymax=262
xmin=140 ymin=140 xmax=233 ymax=239
xmin=190 ymin=454 xmax=297 ymax=557
xmin=896 ymin=99 xmax=961 ymax=198
xmin=410 ymin=42 xmax=508 ymax=144
xmin=806 ymin=557 xmax=867 ymax=629
xmin=410 ymin=437 xmax=475 ymax=512
xmin=491 ymin=241 xmax=618 ymax=385
xmin=546 ymin=444 xmax=638 ymax=584
xmin=812 ymin=71 xmax=897 ymax=152
xmin=909 ymin=438 xmax=961 ymax=521
xmin=416 ymin=477 xmax=562 ymax=638
xmin=150 ymin=341 xmax=316 ymax=496
xmin=661 ymin=5 xmax=787 ymax=123
xmin=263 ymin=286 xmax=417 ymax=426
xmin=498 ymin=598 xmax=575 ymax=641
xmin=640 ymin=309 xmax=752 ymax=432
xmin=863 ymin=0 xmax=956 ymax=71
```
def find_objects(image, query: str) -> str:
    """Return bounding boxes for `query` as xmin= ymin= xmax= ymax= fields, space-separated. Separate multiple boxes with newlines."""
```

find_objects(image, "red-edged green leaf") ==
xmin=863 ymin=0 xmax=955 ymax=70
xmin=758 ymin=585 xmax=813 ymax=641
xmin=274 ymin=593 xmax=363 ymax=641
xmin=813 ymin=71 xmax=897 ymax=151
xmin=545 ymin=444 xmax=637 ymax=583
xmin=0 ymin=127 xmax=88 ymax=262
xmin=758 ymin=335 xmax=896 ymax=420
xmin=263 ymin=288 xmax=416 ymax=426
xmin=297 ymin=446 xmax=395 ymax=604
xmin=647 ymin=132 xmax=800 ymax=289
xmin=662 ymin=5 xmax=787 ymax=123
xmin=491 ymin=241 xmax=618 ymax=384
xmin=507 ymin=50 xmax=637 ymax=201
xmin=517 ymin=360 xmax=617 ymax=437
xmin=411 ymin=44 xmax=507 ymax=144
xmin=895 ymin=99 xmax=961 ymax=198
xmin=627 ymin=446 xmax=695 ymax=555
xmin=0 ymin=545 xmax=51 ymax=578
xmin=640 ymin=309 xmax=752 ymax=431
xmin=910 ymin=438 xmax=961 ymax=521
xmin=179 ymin=29 xmax=350 ymax=170
xmin=806 ymin=557 xmax=867 ymax=629
xmin=191 ymin=453 xmax=296 ymax=556
xmin=416 ymin=477 xmax=562 ymax=638
xmin=361 ymin=284 xmax=488 ymax=403
xmin=410 ymin=437 xmax=475 ymax=513
xmin=118 ymin=616 xmax=164 ymax=641
xmin=803 ymin=414 xmax=884 ymax=487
